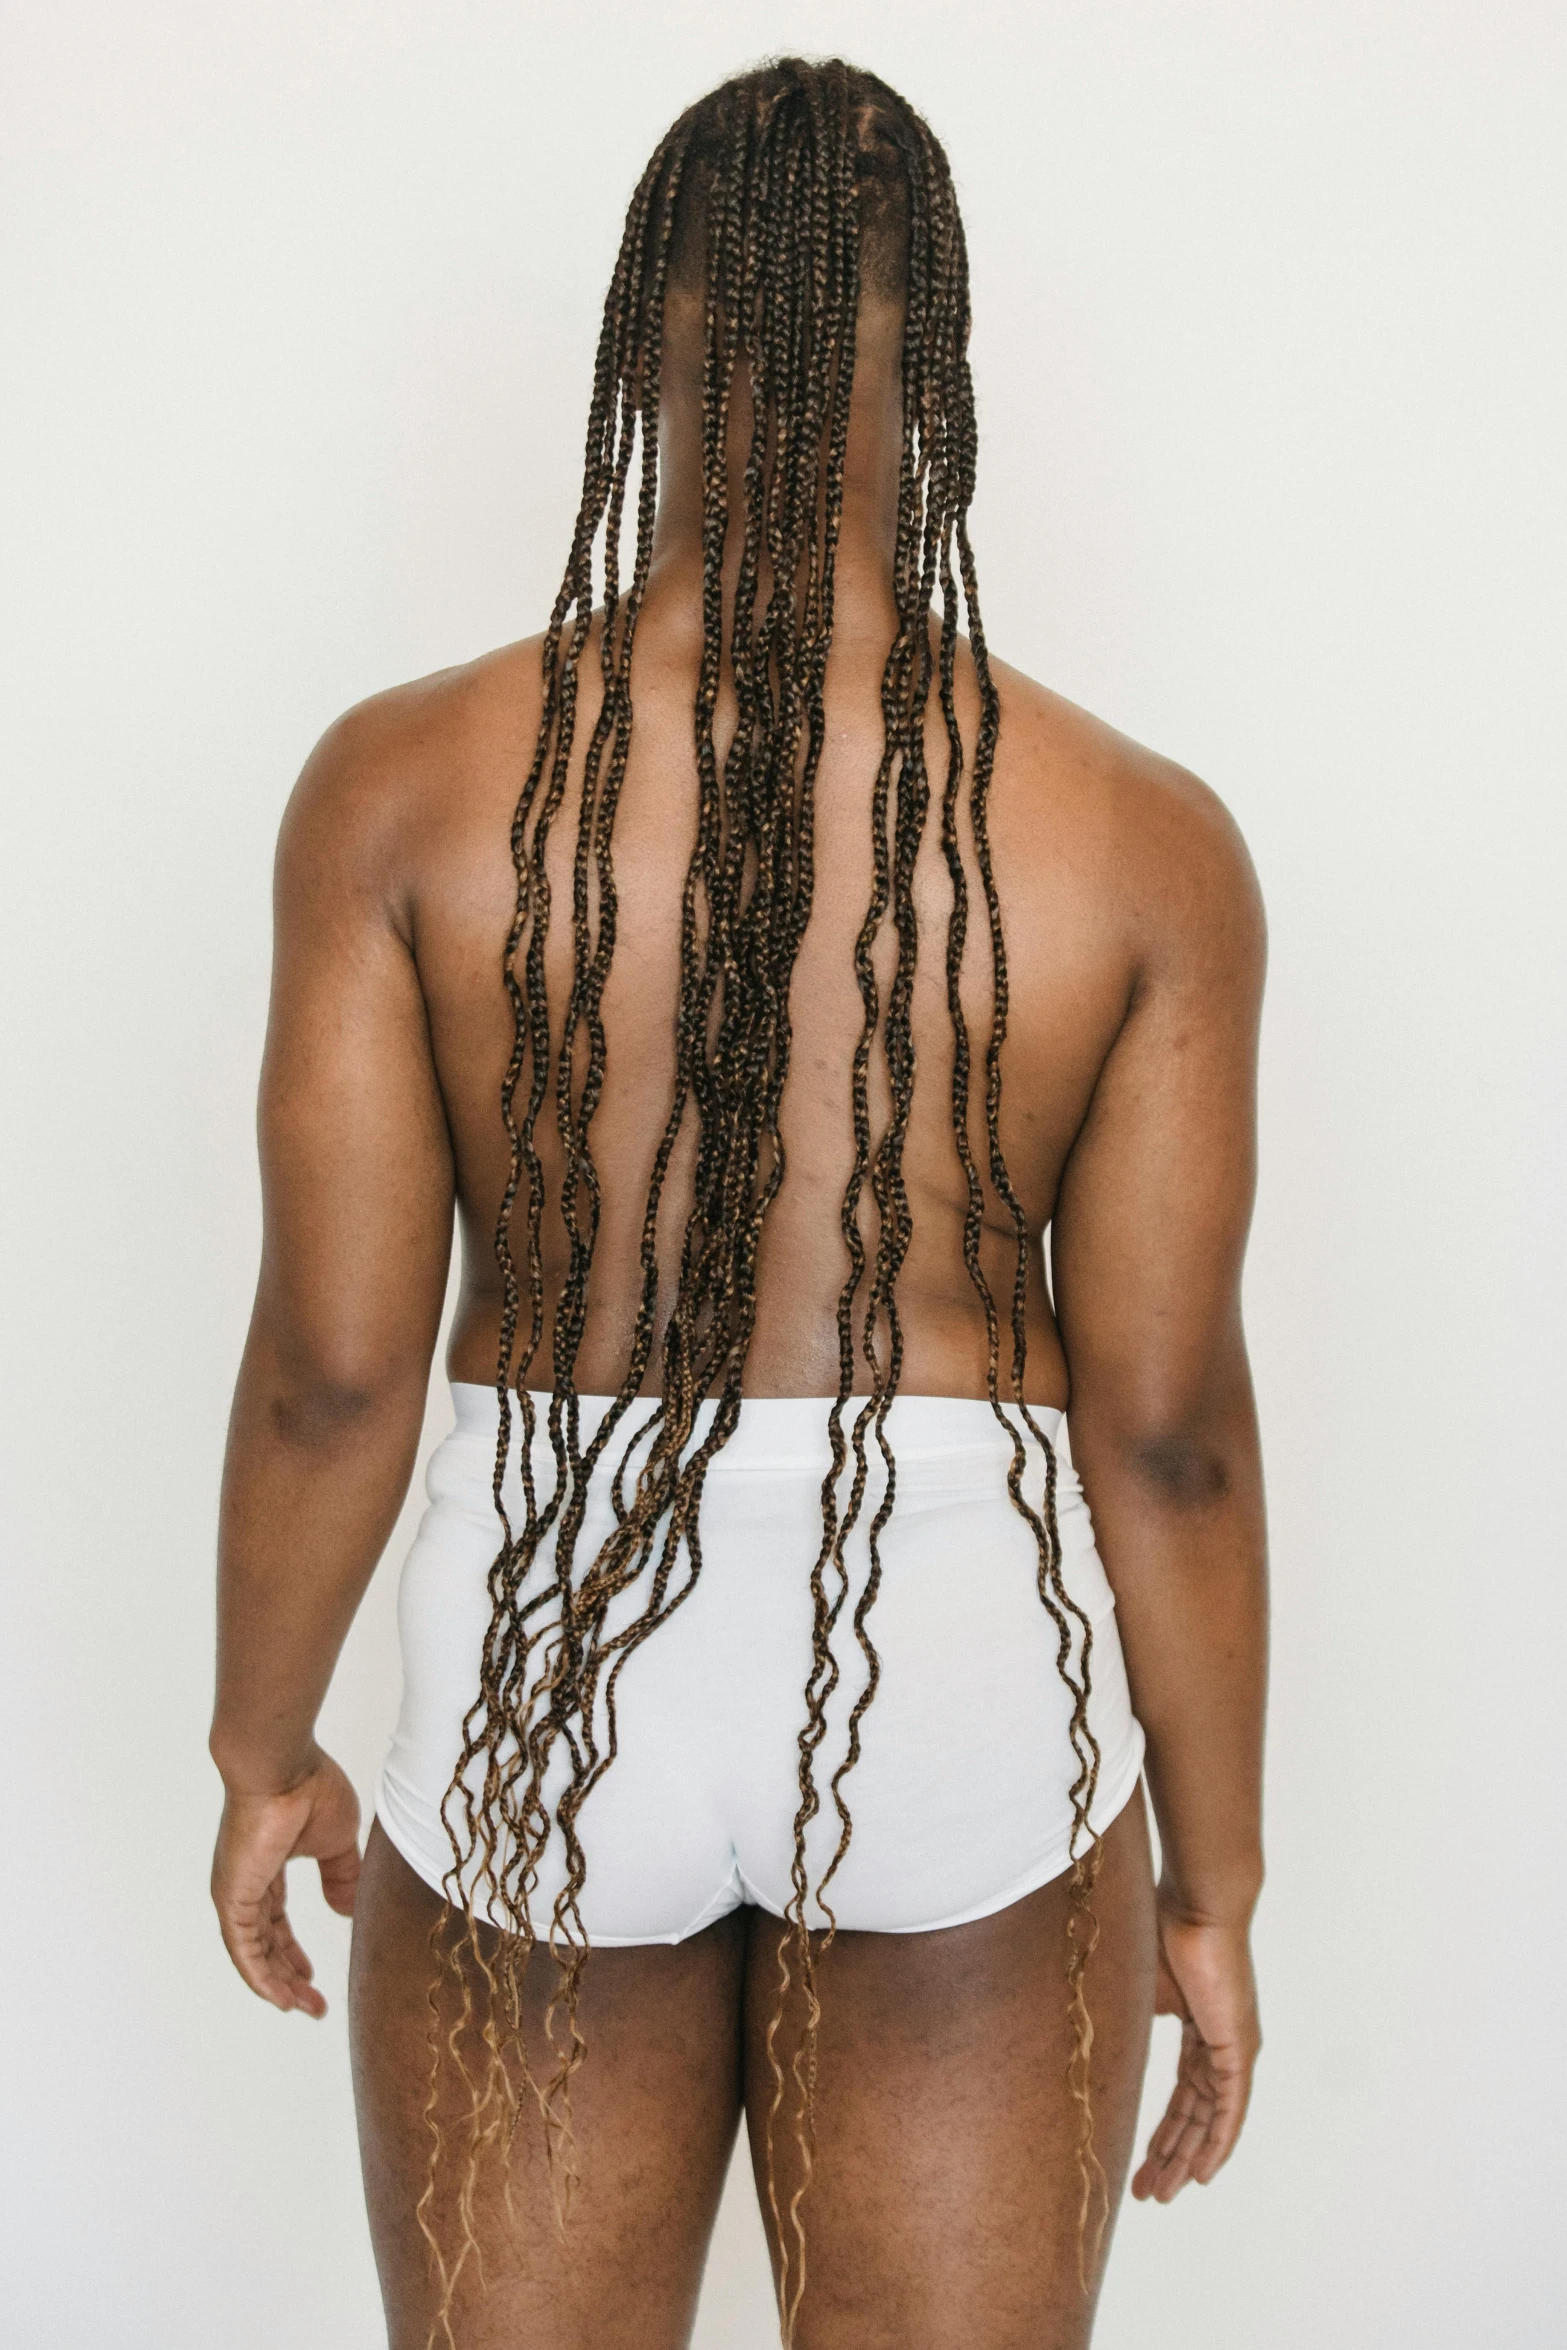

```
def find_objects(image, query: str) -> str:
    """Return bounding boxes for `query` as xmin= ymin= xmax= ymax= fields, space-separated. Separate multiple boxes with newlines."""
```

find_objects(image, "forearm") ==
xmin=1071 ymin=1400 xmax=1267 ymax=1926
xmin=210 ymin=1326 xmax=431 ymax=1793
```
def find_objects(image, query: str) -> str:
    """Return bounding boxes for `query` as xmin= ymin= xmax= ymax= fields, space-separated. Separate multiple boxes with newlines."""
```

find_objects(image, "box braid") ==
xmin=418 ymin=58 xmax=1107 ymax=2345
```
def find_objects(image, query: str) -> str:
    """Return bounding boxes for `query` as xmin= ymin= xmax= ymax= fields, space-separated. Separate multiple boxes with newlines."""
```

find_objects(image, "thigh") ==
xmin=349 ymin=1819 xmax=746 ymax=2350
xmin=741 ymin=1788 xmax=1157 ymax=2350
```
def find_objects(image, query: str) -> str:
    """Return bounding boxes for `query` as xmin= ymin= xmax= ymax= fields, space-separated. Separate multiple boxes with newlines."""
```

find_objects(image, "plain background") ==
xmin=3 ymin=3 xmax=1563 ymax=2344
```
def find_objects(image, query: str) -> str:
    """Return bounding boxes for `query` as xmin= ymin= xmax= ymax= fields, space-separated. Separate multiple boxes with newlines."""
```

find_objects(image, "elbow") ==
xmin=245 ymin=1348 xmax=428 ymax=1453
xmin=232 ymin=1293 xmax=436 ymax=1457
xmin=1068 ymin=1354 xmax=1258 ymax=1513
xmin=1071 ymin=1399 xmax=1246 ymax=1511
xmin=266 ymin=1376 xmax=385 ymax=1450
xmin=1123 ymin=1429 xmax=1235 ymax=1508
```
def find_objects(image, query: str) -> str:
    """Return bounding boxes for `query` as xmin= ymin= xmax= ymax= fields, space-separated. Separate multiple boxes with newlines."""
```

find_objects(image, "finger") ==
xmin=272 ymin=1925 xmax=316 ymax=1983
xmin=1190 ymin=2054 xmax=1256 ymax=2181
xmin=225 ymin=1926 xmax=303 ymax=2012
xmin=1138 ymin=2128 xmax=1200 ymax=2203
xmin=1132 ymin=2141 xmax=1194 ymax=2201
xmin=1142 ymin=2095 xmax=1214 ymax=2204
xmin=255 ymin=1936 xmax=328 ymax=2018
xmin=255 ymin=1895 xmax=325 ymax=2012
xmin=278 ymin=1969 xmax=328 ymax=2020
xmin=317 ymin=1841 xmax=361 ymax=1918
xmin=1148 ymin=2050 xmax=1247 ymax=2197
xmin=1147 ymin=2070 xmax=1209 ymax=2164
xmin=1154 ymin=2108 xmax=1212 ymax=2200
xmin=218 ymin=1870 xmax=285 ymax=1979
xmin=261 ymin=1881 xmax=331 ymax=2014
xmin=220 ymin=1883 xmax=326 ymax=2017
xmin=259 ymin=1927 xmax=323 ymax=2009
xmin=1137 ymin=2155 xmax=1191 ymax=2204
xmin=1133 ymin=2036 xmax=1223 ymax=2201
xmin=1132 ymin=2093 xmax=1199 ymax=2198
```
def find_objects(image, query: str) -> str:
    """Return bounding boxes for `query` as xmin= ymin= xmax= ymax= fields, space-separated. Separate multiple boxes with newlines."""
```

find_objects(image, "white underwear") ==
xmin=375 ymin=1386 xmax=1145 ymax=1944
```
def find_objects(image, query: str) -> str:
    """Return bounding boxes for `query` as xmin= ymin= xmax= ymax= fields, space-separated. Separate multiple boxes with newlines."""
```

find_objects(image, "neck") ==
xmin=641 ymin=297 xmax=908 ymax=631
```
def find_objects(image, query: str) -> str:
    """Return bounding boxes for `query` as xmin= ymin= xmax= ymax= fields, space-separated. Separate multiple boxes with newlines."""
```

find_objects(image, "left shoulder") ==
xmin=986 ymin=653 xmax=1266 ymax=970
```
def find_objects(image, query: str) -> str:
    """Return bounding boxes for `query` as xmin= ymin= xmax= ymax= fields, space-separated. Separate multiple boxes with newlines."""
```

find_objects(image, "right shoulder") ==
xmin=273 ymin=637 xmax=549 ymax=921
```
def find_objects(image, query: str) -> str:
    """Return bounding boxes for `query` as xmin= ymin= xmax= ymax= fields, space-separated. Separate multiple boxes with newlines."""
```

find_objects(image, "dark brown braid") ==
xmin=419 ymin=59 xmax=1107 ymax=2345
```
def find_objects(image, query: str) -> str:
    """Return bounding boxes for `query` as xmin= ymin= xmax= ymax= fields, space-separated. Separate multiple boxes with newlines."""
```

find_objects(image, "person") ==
xmin=209 ymin=55 xmax=1266 ymax=2350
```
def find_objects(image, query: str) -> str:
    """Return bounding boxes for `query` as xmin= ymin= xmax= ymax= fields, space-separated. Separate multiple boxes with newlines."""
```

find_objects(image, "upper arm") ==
xmin=252 ymin=710 xmax=455 ymax=1400
xmin=1051 ymin=771 xmax=1266 ymax=1460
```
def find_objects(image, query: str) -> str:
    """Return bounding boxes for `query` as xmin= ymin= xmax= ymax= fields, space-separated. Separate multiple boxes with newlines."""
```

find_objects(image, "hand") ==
xmin=210 ymin=1747 xmax=362 ymax=2018
xmin=1131 ymin=1899 xmax=1261 ymax=2202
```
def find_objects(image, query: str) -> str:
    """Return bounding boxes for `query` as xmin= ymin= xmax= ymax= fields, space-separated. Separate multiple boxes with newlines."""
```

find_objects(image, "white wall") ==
xmin=3 ymin=3 xmax=1563 ymax=2344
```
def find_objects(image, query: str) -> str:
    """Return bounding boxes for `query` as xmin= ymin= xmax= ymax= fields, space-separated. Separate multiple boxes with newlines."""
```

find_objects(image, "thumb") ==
xmin=289 ymin=1757 xmax=363 ymax=1915
xmin=317 ymin=1839 xmax=361 ymax=1917
xmin=1153 ymin=1942 xmax=1190 ymax=2020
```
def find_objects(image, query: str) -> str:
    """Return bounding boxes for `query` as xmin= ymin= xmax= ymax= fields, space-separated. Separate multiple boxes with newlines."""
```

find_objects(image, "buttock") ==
xmin=375 ymin=1387 xmax=1146 ymax=1944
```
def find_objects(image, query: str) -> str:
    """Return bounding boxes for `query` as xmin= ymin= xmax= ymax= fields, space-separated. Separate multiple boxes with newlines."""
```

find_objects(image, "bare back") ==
xmin=319 ymin=587 xmax=1230 ymax=1410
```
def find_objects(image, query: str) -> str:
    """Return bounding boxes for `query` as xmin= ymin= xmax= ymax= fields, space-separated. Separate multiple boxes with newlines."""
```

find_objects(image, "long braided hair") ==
xmin=422 ymin=57 xmax=1105 ymax=2343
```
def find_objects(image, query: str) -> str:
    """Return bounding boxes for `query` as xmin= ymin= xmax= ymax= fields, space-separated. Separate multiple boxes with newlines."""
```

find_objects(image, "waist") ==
xmin=449 ymin=1383 xmax=1063 ymax=1476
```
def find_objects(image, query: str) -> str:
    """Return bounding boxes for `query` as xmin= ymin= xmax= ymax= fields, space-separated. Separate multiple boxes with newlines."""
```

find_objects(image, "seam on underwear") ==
xmin=668 ymin=1862 xmax=748 ymax=1945
xmin=727 ymin=1733 xmax=1147 ymax=1941
xmin=373 ymin=1783 xmax=748 ymax=1950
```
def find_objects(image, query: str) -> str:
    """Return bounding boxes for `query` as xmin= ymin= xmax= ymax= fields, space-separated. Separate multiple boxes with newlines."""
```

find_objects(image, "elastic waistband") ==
xmin=448 ymin=1384 xmax=1062 ymax=1471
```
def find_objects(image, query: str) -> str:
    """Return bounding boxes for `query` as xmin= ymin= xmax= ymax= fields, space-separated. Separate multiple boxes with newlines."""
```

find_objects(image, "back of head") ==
xmin=551 ymin=52 xmax=988 ymax=784
xmin=656 ymin=57 xmax=925 ymax=309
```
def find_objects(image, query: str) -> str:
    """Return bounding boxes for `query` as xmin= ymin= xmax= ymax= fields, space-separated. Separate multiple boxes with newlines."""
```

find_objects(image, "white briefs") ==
xmin=375 ymin=1386 xmax=1146 ymax=1944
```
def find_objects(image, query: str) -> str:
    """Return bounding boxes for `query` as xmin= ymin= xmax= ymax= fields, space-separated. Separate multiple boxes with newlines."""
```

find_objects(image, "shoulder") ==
xmin=275 ymin=638 xmax=545 ymax=920
xmin=987 ymin=653 xmax=1266 ymax=985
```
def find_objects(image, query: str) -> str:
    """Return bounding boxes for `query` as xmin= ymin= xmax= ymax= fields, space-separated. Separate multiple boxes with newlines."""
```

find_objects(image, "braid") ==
xmin=420 ymin=59 xmax=1107 ymax=2346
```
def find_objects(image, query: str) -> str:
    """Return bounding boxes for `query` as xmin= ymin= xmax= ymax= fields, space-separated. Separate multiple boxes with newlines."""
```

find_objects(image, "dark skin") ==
xmin=349 ymin=1800 xmax=1157 ymax=2350
xmin=211 ymin=288 xmax=1267 ymax=2343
